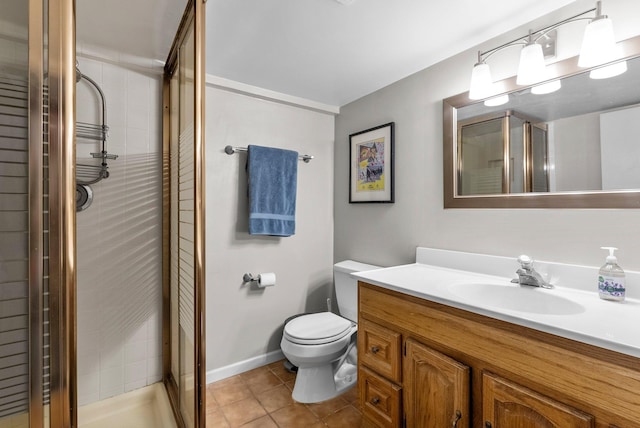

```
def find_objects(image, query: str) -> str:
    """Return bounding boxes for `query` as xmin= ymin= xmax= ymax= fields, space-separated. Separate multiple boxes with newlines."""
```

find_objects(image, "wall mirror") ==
xmin=443 ymin=34 xmax=640 ymax=208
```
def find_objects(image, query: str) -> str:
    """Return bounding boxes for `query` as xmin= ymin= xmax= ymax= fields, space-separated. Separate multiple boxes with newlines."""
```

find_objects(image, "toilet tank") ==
xmin=334 ymin=260 xmax=381 ymax=322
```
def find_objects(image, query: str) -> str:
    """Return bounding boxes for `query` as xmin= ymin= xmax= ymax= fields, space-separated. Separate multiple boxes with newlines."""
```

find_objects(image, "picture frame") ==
xmin=349 ymin=122 xmax=394 ymax=203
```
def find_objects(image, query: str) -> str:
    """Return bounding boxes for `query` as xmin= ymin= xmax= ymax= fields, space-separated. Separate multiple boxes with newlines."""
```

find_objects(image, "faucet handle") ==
xmin=517 ymin=254 xmax=534 ymax=268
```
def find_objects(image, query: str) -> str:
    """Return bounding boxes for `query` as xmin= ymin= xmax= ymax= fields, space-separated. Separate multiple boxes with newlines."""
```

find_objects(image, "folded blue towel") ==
xmin=247 ymin=145 xmax=298 ymax=236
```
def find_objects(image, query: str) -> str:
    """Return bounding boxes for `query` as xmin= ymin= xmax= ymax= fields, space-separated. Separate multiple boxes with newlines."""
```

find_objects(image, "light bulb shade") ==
xmin=578 ymin=18 xmax=617 ymax=67
xmin=469 ymin=62 xmax=493 ymax=100
xmin=589 ymin=60 xmax=627 ymax=79
xmin=531 ymin=79 xmax=561 ymax=95
xmin=517 ymin=43 xmax=547 ymax=85
xmin=484 ymin=94 xmax=510 ymax=107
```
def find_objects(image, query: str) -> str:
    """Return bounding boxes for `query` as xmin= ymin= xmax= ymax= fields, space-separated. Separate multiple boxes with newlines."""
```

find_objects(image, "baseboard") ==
xmin=206 ymin=350 xmax=285 ymax=384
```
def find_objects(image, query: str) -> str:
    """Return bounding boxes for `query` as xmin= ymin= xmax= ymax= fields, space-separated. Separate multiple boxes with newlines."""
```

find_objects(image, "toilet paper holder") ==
xmin=242 ymin=273 xmax=258 ymax=283
xmin=242 ymin=272 xmax=276 ymax=288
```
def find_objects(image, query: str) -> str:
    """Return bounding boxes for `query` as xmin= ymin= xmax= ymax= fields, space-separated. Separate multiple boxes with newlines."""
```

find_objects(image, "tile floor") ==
xmin=206 ymin=360 xmax=362 ymax=427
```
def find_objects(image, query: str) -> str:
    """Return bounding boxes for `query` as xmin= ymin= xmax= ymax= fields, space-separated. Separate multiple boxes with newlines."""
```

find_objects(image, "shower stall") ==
xmin=0 ymin=0 xmax=206 ymax=427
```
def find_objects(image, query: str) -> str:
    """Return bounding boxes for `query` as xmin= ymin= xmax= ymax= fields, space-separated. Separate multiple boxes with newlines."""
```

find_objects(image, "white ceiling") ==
xmin=76 ymin=0 xmax=184 ymax=66
xmin=74 ymin=0 xmax=578 ymax=107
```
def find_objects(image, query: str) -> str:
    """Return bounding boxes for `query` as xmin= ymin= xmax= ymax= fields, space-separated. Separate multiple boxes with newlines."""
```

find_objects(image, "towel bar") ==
xmin=224 ymin=145 xmax=314 ymax=163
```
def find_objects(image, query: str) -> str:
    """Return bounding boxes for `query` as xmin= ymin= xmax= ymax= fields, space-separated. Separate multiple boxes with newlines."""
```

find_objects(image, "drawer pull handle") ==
xmin=370 ymin=346 xmax=380 ymax=354
xmin=452 ymin=410 xmax=462 ymax=427
xmin=370 ymin=397 xmax=380 ymax=405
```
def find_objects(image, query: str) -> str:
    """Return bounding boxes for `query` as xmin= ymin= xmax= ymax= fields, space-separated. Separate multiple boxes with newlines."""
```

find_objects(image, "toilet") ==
xmin=280 ymin=260 xmax=380 ymax=403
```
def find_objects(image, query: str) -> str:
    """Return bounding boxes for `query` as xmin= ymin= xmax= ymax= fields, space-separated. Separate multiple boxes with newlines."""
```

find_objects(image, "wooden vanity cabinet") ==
xmin=358 ymin=281 xmax=640 ymax=428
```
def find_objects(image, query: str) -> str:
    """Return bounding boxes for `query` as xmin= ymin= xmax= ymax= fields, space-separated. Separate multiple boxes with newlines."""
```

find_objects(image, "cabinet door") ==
xmin=483 ymin=372 xmax=594 ymax=428
xmin=403 ymin=339 xmax=470 ymax=428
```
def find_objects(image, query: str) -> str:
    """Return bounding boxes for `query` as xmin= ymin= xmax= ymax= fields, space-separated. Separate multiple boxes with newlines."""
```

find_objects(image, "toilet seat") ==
xmin=284 ymin=312 xmax=354 ymax=345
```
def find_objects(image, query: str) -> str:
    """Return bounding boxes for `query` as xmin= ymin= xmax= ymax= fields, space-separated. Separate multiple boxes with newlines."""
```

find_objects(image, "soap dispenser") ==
xmin=598 ymin=247 xmax=625 ymax=302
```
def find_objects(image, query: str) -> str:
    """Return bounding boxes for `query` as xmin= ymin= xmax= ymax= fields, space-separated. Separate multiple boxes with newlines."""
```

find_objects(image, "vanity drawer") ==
xmin=360 ymin=366 xmax=402 ymax=428
xmin=359 ymin=319 xmax=402 ymax=383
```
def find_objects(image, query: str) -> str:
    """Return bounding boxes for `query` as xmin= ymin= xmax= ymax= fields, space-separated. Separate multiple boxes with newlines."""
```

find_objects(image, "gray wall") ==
xmin=206 ymin=86 xmax=335 ymax=371
xmin=335 ymin=0 xmax=640 ymax=271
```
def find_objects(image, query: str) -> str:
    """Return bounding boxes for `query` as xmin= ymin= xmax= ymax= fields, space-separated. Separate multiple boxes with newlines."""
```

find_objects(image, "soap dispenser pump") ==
xmin=598 ymin=247 xmax=625 ymax=302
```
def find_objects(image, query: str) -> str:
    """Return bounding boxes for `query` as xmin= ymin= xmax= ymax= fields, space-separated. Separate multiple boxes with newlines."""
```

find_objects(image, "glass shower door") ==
xmin=0 ymin=29 xmax=34 ymax=428
xmin=163 ymin=1 xmax=206 ymax=426
xmin=0 ymin=0 xmax=50 ymax=427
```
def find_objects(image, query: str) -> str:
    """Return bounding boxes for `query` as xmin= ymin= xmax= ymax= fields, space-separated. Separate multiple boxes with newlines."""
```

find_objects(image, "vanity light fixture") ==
xmin=469 ymin=52 xmax=494 ymax=100
xmin=516 ymin=32 xmax=547 ymax=86
xmin=589 ymin=60 xmax=628 ymax=79
xmin=484 ymin=94 xmax=510 ymax=107
xmin=531 ymin=79 xmax=561 ymax=95
xmin=468 ymin=1 xmax=625 ymax=101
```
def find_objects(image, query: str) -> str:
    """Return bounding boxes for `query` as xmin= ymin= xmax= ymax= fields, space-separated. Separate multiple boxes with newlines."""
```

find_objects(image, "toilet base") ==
xmin=291 ymin=362 xmax=357 ymax=403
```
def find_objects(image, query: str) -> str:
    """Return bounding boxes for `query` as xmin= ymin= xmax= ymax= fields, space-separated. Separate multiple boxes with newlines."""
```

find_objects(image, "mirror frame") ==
xmin=443 ymin=34 xmax=640 ymax=209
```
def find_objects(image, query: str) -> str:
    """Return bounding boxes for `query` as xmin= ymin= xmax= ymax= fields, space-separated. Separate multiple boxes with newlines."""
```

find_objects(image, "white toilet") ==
xmin=280 ymin=260 xmax=380 ymax=403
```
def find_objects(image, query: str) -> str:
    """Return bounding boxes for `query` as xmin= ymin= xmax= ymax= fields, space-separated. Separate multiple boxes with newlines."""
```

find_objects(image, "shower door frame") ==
xmin=162 ymin=0 xmax=206 ymax=426
xmin=27 ymin=0 xmax=46 ymax=425
xmin=46 ymin=0 xmax=77 ymax=426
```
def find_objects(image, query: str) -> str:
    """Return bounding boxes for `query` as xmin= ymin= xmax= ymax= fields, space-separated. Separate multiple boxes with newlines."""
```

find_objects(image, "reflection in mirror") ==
xmin=458 ymin=111 xmax=549 ymax=195
xmin=443 ymin=35 xmax=640 ymax=208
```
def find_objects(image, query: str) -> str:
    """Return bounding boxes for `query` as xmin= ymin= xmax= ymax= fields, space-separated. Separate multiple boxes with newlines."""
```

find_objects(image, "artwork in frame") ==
xmin=349 ymin=122 xmax=394 ymax=203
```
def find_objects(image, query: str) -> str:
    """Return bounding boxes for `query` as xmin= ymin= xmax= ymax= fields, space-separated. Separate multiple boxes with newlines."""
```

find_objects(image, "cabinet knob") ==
xmin=451 ymin=410 xmax=462 ymax=427
xmin=370 ymin=396 xmax=380 ymax=405
xmin=371 ymin=346 xmax=380 ymax=354
xmin=485 ymin=422 xmax=492 ymax=428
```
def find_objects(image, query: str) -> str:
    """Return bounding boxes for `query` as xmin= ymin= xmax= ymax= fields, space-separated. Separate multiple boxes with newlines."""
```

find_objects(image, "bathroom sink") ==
xmin=446 ymin=281 xmax=585 ymax=315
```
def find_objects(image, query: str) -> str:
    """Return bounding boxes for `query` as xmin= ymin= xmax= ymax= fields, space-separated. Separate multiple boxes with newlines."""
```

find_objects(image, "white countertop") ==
xmin=353 ymin=262 xmax=640 ymax=358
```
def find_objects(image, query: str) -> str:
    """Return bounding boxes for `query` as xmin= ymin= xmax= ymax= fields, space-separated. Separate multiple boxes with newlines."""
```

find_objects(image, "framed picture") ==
xmin=349 ymin=122 xmax=394 ymax=203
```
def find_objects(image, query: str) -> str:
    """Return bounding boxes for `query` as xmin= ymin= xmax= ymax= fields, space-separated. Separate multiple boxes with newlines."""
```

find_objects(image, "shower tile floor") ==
xmin=206 ymin=360 xmax=362 ymax=427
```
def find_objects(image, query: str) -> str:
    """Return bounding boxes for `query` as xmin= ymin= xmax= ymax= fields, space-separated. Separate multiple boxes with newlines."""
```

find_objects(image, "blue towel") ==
xmin=247 ymin=145 xmax=298 ymax=236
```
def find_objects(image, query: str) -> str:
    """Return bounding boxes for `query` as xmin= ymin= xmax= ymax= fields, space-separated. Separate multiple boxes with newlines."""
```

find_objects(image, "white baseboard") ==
xmin=206 ymin=350 xmax=285 ymax=384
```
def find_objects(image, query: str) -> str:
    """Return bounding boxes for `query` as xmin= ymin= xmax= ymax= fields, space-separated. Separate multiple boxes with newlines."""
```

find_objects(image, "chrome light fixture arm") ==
xmin=476 ymin=6 xmax=597 ymax=64
xmin=469 ymin=1 xmax=623 ymax=101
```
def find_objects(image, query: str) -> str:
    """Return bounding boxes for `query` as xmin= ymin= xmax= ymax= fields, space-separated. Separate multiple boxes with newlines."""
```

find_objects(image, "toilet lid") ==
xmin=284 ymin=312 xmax=353 ymax=345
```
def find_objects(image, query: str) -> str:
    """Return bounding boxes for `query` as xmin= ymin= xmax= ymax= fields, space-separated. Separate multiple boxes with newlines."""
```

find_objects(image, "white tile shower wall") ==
xmin=76 ymin=57 xmax=163 ymax=406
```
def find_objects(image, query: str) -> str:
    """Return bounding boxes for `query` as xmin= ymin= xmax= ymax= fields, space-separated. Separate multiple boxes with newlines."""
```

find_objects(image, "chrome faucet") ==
xmin=511 ymin=255 xmax=553 ymax=289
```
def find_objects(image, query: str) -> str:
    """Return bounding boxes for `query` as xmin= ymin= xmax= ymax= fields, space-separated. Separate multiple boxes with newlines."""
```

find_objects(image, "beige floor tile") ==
xmin=268 ymin=361 xmax=297 ymax=383
xmin=206 ymin=408 xmax=230 ymax=428
xmin=340 ymin=385 xmax=359 ymax=404
xmin=206 ymin=387 xmax=219 ymax=411
xmin=207 ymin=362 xmax=363 ymax=428
xmin=211 ymin=375 xmax=245 ymax=391
xmin=213 ymin=381 xmax=253 ymax=406
xmin=220 ymin=397 xmax=267 ymax=427
xmin=239 ymin=365 xmax=270 ymax=382
xmin=239 ymin=415 xmax=278 ymax=428
xmin=305 ymin=395 xmax=349 ymax=419
xmin=267 ymin=360 xmax=285 ymax=370
xmin=323 ymin=405 xmax=362 ymax=428
xmin=269 ymin=403 xmax=321 ymax=428
xmin=245 ymin=370 xmax=284 ymax=395
xmin=254 ymin=384 xmax=295 ymax=413
xmin=284 ymin=380 xmax=295 ymax=391
xmin=292 ymin=423 xmax=326 ymax=428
